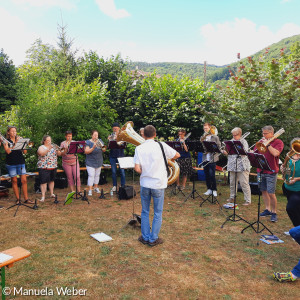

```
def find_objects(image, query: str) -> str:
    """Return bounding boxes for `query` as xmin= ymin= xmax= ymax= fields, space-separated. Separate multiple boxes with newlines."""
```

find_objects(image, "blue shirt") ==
xmin=85 ymin=140 xmax=103 ymax=168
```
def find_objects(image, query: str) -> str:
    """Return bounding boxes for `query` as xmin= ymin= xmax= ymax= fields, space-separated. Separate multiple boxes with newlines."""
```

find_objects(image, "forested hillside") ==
xmin=128 ymin=34 xmax=300 ymax=82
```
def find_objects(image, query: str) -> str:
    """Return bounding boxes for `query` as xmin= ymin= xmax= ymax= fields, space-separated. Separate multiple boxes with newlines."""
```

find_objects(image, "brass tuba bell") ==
xmin=282 ymin=139 xmax=300 ymax=184
xmin=116 ymin=121 xmax=180 ymax=186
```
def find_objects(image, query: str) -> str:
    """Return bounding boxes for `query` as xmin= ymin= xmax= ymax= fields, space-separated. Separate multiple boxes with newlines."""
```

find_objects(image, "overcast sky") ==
xmin=1 ymin=0 xmax=299 ymax=66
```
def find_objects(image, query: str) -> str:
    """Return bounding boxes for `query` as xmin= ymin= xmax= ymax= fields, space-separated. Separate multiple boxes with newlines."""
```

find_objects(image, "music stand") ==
xmin=67 ymin=141 xmax=88 ymax=203
xmin=241 ymin=153 xmax=273 ymax=235
xmin=221 ymin=140 xmax=250 ymax=228
xmin=118 ymin=157 xmax=141 ymax=229
xmin=199 ymin=141 xmax=222 ymax=208
xmin=6 ymin=140 xmax=37 ymax=216
xmin=183 ymin=142 xmax=206 ymax=203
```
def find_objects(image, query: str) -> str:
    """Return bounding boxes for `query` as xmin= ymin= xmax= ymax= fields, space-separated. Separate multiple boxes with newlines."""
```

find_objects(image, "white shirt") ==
xmin=134 ymin=139 xmax=177 ymax=189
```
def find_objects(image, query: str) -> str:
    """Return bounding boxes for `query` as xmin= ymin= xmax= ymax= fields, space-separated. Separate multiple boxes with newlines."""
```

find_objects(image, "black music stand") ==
xmin=118 ymin=157 xmax=141 ymax=229
xmin=199 ymin=141 xmax=222 ymax=208
xmin=6 ymin=140 xmax=37 ymax=216
xmin=241 ymin=153 xmax=273 ymax=235
xmin=183 ymin=142 xmax=205 ymax=202
xmin=221 ymin=140 xmax=250 ymax=228
xmin=67 ymin=141 xmax=88 ymax=203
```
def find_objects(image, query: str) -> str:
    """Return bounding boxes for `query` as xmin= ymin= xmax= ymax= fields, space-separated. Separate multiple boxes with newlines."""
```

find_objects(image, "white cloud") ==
xmin=0 ymin=7 xmax=39 ymax=66
xmin=94 ymin=0 xmax=130 ymax=20
xmin=199 ymin=18 xmax=300 ymax=65
xmin=12 ymin=0 xmax=77 ymax=10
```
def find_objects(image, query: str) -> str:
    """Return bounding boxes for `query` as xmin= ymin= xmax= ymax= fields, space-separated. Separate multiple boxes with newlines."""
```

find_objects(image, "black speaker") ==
xmin=238 ymin=182 xmax=261 ymax=195
xmin=118 ymin=185 xmax=136 ymax=200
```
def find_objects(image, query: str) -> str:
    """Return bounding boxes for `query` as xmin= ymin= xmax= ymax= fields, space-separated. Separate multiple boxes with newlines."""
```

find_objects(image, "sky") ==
xmin=0 ymin=0 xmax=300 ymax=66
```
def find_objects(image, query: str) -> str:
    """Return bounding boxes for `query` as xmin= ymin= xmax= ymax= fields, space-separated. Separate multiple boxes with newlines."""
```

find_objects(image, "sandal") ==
xmin=24 ymin=199 xmax=34 ymax=204
xmin=50 ymin=194 xmax=56 ymax=198
xmin=39 ymin=197 xmax=45 ymax=202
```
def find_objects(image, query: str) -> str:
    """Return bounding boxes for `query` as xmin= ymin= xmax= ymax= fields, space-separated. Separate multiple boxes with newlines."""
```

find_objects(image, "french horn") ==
xmin=116 ymin=121 xmax=180 ymax=186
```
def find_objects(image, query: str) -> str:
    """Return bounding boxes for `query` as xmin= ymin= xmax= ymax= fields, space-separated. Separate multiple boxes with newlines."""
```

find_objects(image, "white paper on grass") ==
xmin=0 ymin=253 xmax=13 ymax=264
xmin=90 ymin=232 xmax=113 ymax=243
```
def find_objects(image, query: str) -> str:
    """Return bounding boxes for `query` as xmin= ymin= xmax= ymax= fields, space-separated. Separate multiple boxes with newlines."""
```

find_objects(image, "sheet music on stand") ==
xmin=247 ymin=153 xmax=273 ymax=172
xmin=12 ymin=138 xmax=30 ymax=150
xmin=117 ymin=157 xmax=134 ymax=169
xmin=202 ymin=141 xmax=221 ymax=153
xmin=224 ymin=140 xmax=247 ymax=156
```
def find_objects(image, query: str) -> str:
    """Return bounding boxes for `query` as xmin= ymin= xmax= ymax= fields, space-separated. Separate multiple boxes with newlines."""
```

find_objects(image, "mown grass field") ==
xmin=0 ymin=174 xmax=300 ymax=300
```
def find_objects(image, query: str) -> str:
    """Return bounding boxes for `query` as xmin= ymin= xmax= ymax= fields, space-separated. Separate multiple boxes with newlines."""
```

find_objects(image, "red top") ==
xmin=255 ymin=139 xmax=284 ymax=174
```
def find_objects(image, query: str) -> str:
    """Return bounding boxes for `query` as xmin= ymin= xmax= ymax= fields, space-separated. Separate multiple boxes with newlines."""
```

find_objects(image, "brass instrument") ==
xmin=282 ymin=139 xmax=300 ymax=184
xmin=116 ymin=121 xmax=180 ymax=185
xmin=255 ymin=128 xmax=285 ymax=153
xmin=200 ymin=125 xmax=218 ymax=142
xmin=95 ymin=138 xmax=107 ymax=151
xmin=51 ymin=143 xmax=64 ymax=151
xmin=0 ymin=133 xmax=14 ymax=148
xmin=109 ymin=132 xmax=124 ymax=146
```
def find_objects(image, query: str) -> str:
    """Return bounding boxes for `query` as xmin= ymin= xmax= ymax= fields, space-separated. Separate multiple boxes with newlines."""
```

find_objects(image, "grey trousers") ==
xmin=229 ymin=171 xmax=251 ymax=203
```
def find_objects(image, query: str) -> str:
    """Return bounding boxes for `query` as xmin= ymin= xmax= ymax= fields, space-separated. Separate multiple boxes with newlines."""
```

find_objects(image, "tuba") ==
xmin=282 ymin=139 xmax=300 ymax=184
xmin=116 ymin=121 xmax=180 ymax=186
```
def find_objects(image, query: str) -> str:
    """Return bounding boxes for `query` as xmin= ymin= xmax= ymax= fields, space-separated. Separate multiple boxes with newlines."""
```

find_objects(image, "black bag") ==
xmin=118 ymin=185 xmax=136 ymax=200
xmin=99 ymin=172 xmax=107 ymax=185
xmin=238 ymin=182 xmax=262 ymax=195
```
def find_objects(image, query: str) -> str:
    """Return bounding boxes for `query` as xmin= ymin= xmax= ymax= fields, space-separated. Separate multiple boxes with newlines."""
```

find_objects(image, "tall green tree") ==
xmin=0 ymin=49 xmax=18 ymax=112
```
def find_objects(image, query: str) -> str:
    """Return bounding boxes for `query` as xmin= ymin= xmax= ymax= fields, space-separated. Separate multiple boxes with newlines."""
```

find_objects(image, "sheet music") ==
xmin=12 ymin=138 xmax=30 ymax=150
xmin=118 ymin=157 xmax=134 ymax=169
xmin=90 ymin=232 xmax=113 ymax=243
xmin=0 ymin=253 xmax=13 ymax=264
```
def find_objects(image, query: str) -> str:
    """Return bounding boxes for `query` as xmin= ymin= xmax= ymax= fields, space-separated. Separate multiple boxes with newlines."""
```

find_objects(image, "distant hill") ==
xmin=127 ymin=34 xmax=300 ymax=82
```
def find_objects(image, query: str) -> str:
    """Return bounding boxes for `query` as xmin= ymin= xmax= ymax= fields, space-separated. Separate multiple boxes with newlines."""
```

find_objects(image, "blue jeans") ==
xmin=140 ymin=186 xmax=165 ymax=243
xmin=204 ymin=163 xmax=217 ymax=191
xmin=290 ymin=226 xmax=300 ymax=277
xmin=109 ymin=157 xmax=125 ymax=187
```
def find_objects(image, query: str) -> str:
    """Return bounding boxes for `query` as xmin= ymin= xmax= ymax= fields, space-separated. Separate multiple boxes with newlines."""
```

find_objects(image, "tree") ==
xmin=0 ymin=49 xmax=18 ymax=112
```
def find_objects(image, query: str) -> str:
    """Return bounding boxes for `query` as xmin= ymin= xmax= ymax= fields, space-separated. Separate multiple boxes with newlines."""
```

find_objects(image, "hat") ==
xmin=112 ymin=122 xmax=120 ymax=128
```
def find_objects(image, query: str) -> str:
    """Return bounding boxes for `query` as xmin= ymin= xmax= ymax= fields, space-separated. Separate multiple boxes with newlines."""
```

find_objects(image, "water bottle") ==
xmin=110 ymin=189 xmax=113 ymax=196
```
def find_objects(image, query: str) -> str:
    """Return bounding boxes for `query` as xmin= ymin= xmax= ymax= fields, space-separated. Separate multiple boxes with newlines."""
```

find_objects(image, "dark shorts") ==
xmin=38 ymin=168 xmax=57 ymax=184
xmin=259 ymin=173 xmax=277 ymax=194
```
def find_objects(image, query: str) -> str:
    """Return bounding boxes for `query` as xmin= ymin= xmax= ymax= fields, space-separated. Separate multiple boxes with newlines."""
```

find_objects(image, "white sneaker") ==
xmin=204 ymin=189 xmax=212 ymax=195
xmin=94 ymin=188 xmax=101 ymax=193
xmin=213 ymin=190 xmax=218 ymax=197
xmin=111 ymin=186 xmax=117 ymax=192
xmin=88 ymin=190 xmax=92 ymax=196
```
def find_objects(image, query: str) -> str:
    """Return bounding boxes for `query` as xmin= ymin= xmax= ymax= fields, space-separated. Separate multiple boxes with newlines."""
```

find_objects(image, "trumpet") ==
xmin=95 ymin=139 xmax=107 ymax=151
xmin=255 ymin=128 xmax=285 ymax=153
xmin=0 ymin=133 xmax=14 ymax=148
xmin=282 ymin=139 xmax=300 ymax=184
xmin=51 ymin=143 xmax=64 ymax=151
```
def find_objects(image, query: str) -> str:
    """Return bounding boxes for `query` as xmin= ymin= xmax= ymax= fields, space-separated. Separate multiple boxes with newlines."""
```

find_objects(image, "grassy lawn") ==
xmin=1 ymin=174 xmax=300 ymax=299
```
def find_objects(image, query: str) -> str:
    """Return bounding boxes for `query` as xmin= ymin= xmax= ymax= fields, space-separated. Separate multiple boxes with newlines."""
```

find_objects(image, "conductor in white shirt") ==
xmin=134 ymin=125 xmax=180 ymax=247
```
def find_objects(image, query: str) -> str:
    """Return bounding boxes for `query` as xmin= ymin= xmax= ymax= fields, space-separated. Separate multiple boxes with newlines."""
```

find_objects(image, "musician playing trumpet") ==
xmin=255 ymin=126 xmax=284 ymax=222
xmin=60 ymin=130 xmax=81 ymax=193
xmin=85 ymin=130 xmax=106 ymax=196
xmin=37 ymin=135 xmax=63 ymax=202
xmin=201 ymin=123 xmax=221 ymax=197
xmin=108 ymin=122 xmax=126 ymax=192
xmin=223 ymin=128 xmax=251 ymax=205
xmin=176 ymin=129 xmax=193 ymax=190
xmin=1 ymin=126 xmax=33 ymax=204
